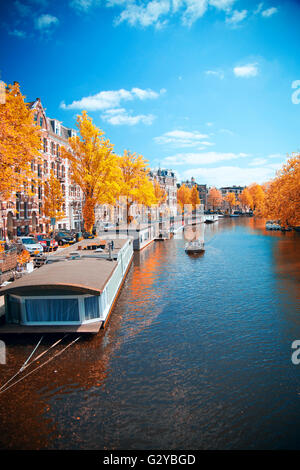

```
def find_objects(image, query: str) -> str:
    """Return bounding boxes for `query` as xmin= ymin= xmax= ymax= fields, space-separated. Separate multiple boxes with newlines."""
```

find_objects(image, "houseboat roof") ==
xmin=0 ymin=258 xmax=118 ymax=296
xmin=0 ymin=237 xmax=132 ymax=297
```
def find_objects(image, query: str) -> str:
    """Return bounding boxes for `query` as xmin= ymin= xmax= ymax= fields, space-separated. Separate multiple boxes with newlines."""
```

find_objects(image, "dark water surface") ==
xmin=0 ymin=218 xmax=300 ymax=450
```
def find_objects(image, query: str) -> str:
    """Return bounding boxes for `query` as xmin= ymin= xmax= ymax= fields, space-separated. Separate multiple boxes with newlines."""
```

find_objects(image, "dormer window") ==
xmin=40 ymin=117 xmax=43 ymax=127
xmin=55 ymin=121 xmax=61 ymax=135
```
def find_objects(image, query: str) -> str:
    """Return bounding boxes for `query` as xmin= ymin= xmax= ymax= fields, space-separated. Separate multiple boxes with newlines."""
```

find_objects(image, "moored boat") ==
xmin=0 ymin=237 xmax=133 ymax=334
xmin=185 ymin=240 xmax=205 ymax=254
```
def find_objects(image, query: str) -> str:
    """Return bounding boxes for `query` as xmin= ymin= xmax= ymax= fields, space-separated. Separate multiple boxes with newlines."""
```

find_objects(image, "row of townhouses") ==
xmin=182 ymin=179 xmax=246 ymax=210
xmin=0 ymin=96 xmax=178 ymax=240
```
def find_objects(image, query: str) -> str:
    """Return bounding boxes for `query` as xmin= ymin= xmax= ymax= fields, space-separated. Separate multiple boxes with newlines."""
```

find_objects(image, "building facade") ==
xmin=149 ymin=168 xmax=178 ymax=217
xmin=0 ymin=98 xmax=83 ymax=239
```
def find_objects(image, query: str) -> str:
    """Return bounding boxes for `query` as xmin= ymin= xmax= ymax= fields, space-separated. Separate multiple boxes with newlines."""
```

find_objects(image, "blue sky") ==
xmin=1 ymin=0 xmax=300 ymax=186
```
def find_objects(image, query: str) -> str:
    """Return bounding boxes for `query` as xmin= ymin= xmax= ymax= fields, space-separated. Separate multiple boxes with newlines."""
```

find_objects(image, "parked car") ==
xmin=17 ymin=236 xmax=44 ymax=255
xmin=104 ymin=223 xmax=115 ymax=232
xmin=35 ymin=234 xmax=58 ymax=252
xmin=54 ymin=231 xmax=76 ymax=246
xmin=83 ymin=231 xmax=94 ymax=239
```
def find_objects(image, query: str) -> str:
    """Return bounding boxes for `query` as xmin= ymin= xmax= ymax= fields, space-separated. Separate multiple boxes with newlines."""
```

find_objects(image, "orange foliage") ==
xmin=119 ymin=151 xmax=157 ymax=223
xmin=248 ymin=183 xmax=265 ymax=215
xmin=17 ymin=249 xmax=31 ymax=265
xmin=61 ymin=111 xmax=122 ymax=232
xmin=225 ymin=192 xmax=236 ymax=213
xmin=43 ymin=170 xmax=65 ymax=226
xmin=239 ymin=188 xmax=253 ymax=211
xmin=207 ymin=187 xmax=222 ymax=210
xmin=190 ymin=185 xmax=200 ymax=210
xmin=0 ymin=82 xmax=41 ymax=199
xmin=177 ymin=184 xmax=191 ymax=212
xmin=153 ymin=180 xmax=167 ymax=205
xmin=263 ymin=153 xmax=300 ymax=226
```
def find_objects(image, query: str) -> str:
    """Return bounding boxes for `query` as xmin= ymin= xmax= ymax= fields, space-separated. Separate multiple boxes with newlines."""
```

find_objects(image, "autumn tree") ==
xmin=239 ymin=188 xmax=253 ymax=212
xmin=153 ymin=180 xmax=167 ymax=206
xmin=177 ymin=183 xmax=191 ymax=213
xmin=190 ymin=185 xmax=200 ymax=211
xmin=248 ymin=183 xmax=265 ymax=215
xmin=61 ymin=111 xmax=122 ymax=232
xmin=225 ymin=192 xmax=236 ymax=214
xmin=263 ymin=153 xmax=300 ymax=227
xmin=43 ymin=170 xmax=65 ymax=231
xmin=119 ymin=150 xmax=157 ymax=224
xmin=207 ymin=187 xmax=223 ymax=211
xmin=0 ymin=82 xmax=41 ymax=198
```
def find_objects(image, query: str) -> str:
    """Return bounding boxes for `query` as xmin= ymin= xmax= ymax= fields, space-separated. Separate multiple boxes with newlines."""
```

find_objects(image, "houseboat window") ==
xmin=7 ymin=295 xmax=21 ymax=324
xmin=84 ymin=296 xmax=99 ymax=320
xmin=25 ymin=298 xmax=80 ymax=323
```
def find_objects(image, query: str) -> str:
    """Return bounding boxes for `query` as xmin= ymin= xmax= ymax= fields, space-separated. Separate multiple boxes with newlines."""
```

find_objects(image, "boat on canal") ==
xmin=0 ymin=236 xmax=133 ymax=334
xmin=185 ymin=240 xmax=205 ymax=254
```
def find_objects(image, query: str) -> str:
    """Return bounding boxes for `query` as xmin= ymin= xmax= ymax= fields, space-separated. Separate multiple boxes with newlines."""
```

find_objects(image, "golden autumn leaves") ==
xmin=61 ymin=112 xmax=160 ymax=231
xmin=177 ymin=184 xmax=200 ymax=212
xmin=0 ymin=82 xmax=41 ymax=199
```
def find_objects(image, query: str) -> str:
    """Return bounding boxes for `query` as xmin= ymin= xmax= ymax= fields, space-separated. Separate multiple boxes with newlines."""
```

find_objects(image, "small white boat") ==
xmin=266 ymin=220 xmax=281 ymax=230
xmin=185 ymin=240 xmax=205 ymax=254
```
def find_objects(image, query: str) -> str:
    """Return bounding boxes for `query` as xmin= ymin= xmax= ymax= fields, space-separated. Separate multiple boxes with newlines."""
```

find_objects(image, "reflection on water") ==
xmin=0 ymin=218 xmax=300 ymax=450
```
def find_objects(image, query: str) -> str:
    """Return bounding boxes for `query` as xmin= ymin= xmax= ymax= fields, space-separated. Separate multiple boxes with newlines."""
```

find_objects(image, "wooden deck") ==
xmin=0 ymin=320 xmax=103 ymax=335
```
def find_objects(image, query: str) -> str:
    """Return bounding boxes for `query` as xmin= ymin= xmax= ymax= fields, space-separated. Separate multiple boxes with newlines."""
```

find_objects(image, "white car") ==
xmin=18 ymin=237 xmax=44 ymax=255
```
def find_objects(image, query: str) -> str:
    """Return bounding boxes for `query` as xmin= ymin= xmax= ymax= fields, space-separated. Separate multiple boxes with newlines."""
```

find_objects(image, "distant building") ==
xmin=149 ymin=168 xmax=178 ymax=216
xmin=219 ymin=186 xmax=245 ymax=198
xmin=182 ymin=178 xmax=207 ymax=209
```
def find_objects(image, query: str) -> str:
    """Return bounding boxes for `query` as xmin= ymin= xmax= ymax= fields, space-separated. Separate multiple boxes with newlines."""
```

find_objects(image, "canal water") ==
xmin=0 ymin=217 xmax=300 ymax=450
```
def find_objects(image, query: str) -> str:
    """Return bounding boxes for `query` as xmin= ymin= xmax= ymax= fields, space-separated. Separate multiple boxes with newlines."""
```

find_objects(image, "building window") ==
xmin=51 ymin=142 xmax=55 ymax=155
xmin=38 ymin=185 xmax=42 ymax=200
xmin=56 ymin=144 xmax=60 ymax=158
xmin=43 ymin=138 xmax=47 ymax=153
xmin=37 ymin=164 xmax=42 ymax=178
xmin=40 ymin=117 xmax=43 ymax=127
xmin=24 ymin=202 xmax=28 ymax=219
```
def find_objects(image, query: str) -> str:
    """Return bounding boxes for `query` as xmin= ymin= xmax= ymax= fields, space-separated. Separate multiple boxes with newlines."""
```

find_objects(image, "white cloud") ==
xmin=205 ymin=70 xmax=224 ymax=79
xmin=208 ymin=0 xmax=236 ymax=10
xmin=101 ymin=108 xmax=155 ymax=125
xmin=115 ymin=0 xmax=171 ymax=28
xmin=248 ymin=158 xmax=267 ymax=166
xmin=35 ymin=14 xmax=59 ymax=31
xmin=69 ymin=0 xmax=100 ymax=11
xmin=180 ymin=165 xmax=277 ymax=186
xmin=181 ymin=0 xmax=208 ymax=26
xmin=108 ymin=0 xmax=238 ymax=28
xmin=226 ymin=9 xmax=247 ymax=25
xmin=61 ymin=87 xmax=164 ymax=110
xmin=261 ymin=6 xmax=278 ymax=17
xmin=155 ymin=129 xmax=211 ymax=147
xmin=162 ymin=151 xmax=249 ymax=166
xmin=233 ymin=63 xmax=258 ymax=78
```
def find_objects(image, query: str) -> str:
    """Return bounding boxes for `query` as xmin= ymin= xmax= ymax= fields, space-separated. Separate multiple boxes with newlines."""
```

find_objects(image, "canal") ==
xmin=0 ymin=217 xmax=300 ymax=450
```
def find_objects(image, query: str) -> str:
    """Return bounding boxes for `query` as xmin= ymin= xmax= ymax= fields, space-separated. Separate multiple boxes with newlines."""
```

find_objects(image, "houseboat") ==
xmin=107 ymin=222 xmax=160 ymax=251
xmin=0 ymin=237 xmax=133 ymax=334
xmin=185 ymin=240 xmax=205 ymax=254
